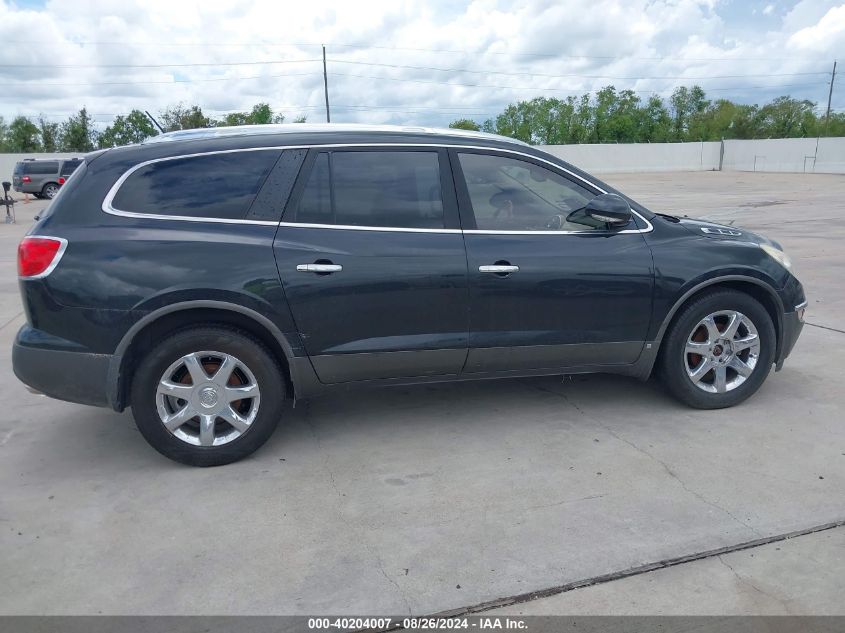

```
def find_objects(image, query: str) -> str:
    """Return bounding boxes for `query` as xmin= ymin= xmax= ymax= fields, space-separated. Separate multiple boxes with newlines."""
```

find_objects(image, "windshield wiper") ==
xmin=656 ymin=212 xmax=681 ymax=223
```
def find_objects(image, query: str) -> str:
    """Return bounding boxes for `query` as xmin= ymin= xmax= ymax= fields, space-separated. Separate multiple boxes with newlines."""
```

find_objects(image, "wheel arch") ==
xmin=649 ymin=275 xmax=785 ymax=373
xmin=108 ymin=301 xmax=299 ymax=411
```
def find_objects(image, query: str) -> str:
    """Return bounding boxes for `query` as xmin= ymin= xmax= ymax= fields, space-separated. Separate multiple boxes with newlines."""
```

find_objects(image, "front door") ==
xmin=273 ymin=147 xmax=469 ymax=383
xmin=451 ymin=149 xmax=654 ymax=374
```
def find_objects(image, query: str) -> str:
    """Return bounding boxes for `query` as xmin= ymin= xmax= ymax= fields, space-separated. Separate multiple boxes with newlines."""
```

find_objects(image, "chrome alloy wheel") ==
xmin=156 ymin=351 xmax=261 ymax=446
xmin=684 ymin=310 xmax=761 ymax=394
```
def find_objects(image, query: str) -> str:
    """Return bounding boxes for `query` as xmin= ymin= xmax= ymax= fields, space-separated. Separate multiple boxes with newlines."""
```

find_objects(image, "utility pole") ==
xmin=322 ymin=45 xmax=331 ymax=123
xmin=824 ymin=60 xmax=837 ymax=133
xmin=812 ymin=60 xmax=836 ymax=172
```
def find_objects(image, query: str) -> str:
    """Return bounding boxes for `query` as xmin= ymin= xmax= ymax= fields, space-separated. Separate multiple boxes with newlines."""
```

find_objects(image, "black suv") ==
xmin=13 ymin=124 xmax=806 ymax=466
xmin=12 ymin=158 xmax=83 ymax=199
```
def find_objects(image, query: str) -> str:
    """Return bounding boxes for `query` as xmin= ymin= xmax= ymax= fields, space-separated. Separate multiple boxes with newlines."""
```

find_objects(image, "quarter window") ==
xmin=291 ymin=151 xmax=444 ymax=229
xmin=296 ymin=152 xmax=331 ymax=224
xmin=457 ymin=153 xmax=600 ymax=231
xmin=111 ymin=151 xmax=279 ymax=220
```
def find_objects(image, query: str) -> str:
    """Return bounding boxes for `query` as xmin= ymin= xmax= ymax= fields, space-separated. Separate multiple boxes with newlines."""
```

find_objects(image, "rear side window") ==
xmin=290 ymin=150 xmax=444 ymax=229
xmin=25 ymin=161 xmax=59 ymax=175
xmin=111 ymin=150 xmax=279 ymax=220
xmin=60 ymin=160 xmax=81 ymax=177
xmin=13 ymin=162 xmax=24 ymax=175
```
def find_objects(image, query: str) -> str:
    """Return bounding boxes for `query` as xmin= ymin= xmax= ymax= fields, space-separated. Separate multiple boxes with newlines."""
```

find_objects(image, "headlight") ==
xmin=760 ymin=243 xmax=794 ymax=272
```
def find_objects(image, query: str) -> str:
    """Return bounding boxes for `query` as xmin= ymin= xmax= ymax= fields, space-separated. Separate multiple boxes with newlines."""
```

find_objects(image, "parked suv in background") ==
xmin=12 ymin=124 xmax=806 ymax=466
xmin=12 ymin=157 xmax=82 ymax=199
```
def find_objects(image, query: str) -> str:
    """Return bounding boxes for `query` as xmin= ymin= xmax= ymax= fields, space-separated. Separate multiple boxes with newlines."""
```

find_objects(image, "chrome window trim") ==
xmin=279 ymin=221 xmax=461 ymax=234
xmin=20 ymin=236 xmax=69 ymax=280
xmin=101 ymin=143 xmax=653 ymax=234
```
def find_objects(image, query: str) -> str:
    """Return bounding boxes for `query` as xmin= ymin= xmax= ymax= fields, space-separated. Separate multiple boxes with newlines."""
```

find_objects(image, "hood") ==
xmin=676 ymin=216 xmax=781 ymax=249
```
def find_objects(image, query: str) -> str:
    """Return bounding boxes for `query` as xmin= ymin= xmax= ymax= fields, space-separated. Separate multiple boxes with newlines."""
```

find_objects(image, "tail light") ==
xmin=22 ymin=175 xmax=31 ymax=183
xmin=18 ymin=236 xmax=67 ymax=279
xmin=58 ymin=177 xmax=66 ymax=185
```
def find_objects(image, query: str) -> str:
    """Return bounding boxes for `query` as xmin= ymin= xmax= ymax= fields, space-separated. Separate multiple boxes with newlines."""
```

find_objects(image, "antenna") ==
xmin=145 ymin=110 xmax=165 ymax=134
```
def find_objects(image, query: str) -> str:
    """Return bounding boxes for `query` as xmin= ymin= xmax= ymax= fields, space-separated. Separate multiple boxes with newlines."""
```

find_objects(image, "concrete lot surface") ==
xmin=490 ymin=524 xmax=845 ymax=616
xmin=0 ymin=172 xmax=843 ymax=616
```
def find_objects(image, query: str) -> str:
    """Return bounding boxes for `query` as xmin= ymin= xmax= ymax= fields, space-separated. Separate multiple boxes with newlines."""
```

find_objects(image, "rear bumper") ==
xmin=13 ymin=328 xmax=111 ymax=408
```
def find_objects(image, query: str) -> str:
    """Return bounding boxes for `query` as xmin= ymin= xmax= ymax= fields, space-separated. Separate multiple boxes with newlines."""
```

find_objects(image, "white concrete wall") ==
xmin=540 ymin=138 xmax=845 ymax=174
xmin=0 ymin=153 xmax=80 ymax=184
xmin=542 ymin=141 xmax=722 ymax=174
xmin=721 ymin=137 xmax=845 ymax=173
xmin=2 ymin=139 xmax=844 ymax=182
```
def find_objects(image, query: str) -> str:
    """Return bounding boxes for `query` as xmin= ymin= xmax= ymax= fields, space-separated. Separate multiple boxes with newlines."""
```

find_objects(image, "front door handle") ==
xmin=296 ymin=263 xmax=343 ymax=273
xmin=479 ymin=264 xmax=519 ymax=274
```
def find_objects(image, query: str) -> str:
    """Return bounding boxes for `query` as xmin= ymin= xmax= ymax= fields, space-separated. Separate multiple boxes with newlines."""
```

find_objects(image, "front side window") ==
xmin=291 ymin=150 xmax=444 ymax=229
xmin=458 ymin=152 xmax=602 ymax=231
xmin=111 ymin=150 xmax=278 ymax=220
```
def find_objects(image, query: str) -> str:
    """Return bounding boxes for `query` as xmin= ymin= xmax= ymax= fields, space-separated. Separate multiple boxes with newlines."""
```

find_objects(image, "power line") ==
xmin=1 ymin=56 xmax=830 ymax=81
xmin=327 ymin=71 xmax=826 ymax=94
xmin=5 ymin=71 xmax=322 ymax=87
xmin=2 ymin=39 xmax=834 ymax=62
xmin=326 ymin=59 xmax=831 ymax=81
xmin=0 ymin=58 xmax=320 ymax=69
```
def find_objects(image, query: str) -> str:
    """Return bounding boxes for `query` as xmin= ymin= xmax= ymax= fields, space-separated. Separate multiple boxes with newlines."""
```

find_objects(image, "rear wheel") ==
xmin=42 ymin=183 xmax=59 ymax=199
xmin=659 ymin=290 xmax=776 ymax=409
xmin=131 ymin=326 xmax=285 ymax=466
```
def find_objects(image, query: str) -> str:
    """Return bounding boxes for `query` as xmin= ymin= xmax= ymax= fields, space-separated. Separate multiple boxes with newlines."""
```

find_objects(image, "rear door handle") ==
xmin=479 ymin=264 xmax=519 ymax=274
xmin=296 ymin=263 xmax=343 ymax=273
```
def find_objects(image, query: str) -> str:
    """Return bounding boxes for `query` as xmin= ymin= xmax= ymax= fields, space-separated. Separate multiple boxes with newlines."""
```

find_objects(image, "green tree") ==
xmin=669 ymin=85 xmax=708 ymax=140
xmin=99 ymin=110 xmax=157 ymax=148
xmin=7 ymin=116 xmax=42 ymax=152
xmin=448 ymin=118 xmax=481 ymax=131
xmin=160 ymin=104 xmax=213 ymax=131
xmin=637 ymin=95 xmax=672 ymax=142
xmin=38 ymin=117 xmax=60 ymax=152
xmin=0 ymin=116 xmax=9 ymax=152
xmin=757 ymin=96 xmax=817 ymax=138
xmin=218 ymin=103 xmax=285 ymax=127
xmin=59 ymin=108 xmax=97 ymax=152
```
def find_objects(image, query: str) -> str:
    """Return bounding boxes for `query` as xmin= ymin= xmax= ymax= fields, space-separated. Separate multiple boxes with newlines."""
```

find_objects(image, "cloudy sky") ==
xmin=1 ymin=0 xmax=843 ymax=129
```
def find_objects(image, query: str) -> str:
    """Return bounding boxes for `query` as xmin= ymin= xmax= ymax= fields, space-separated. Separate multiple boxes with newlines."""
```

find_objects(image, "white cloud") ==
xmin=0 ymin=0 xmax=843 ymax=129
xmin=788 ymin=4 xmax=845 ymax=49
xmin=763 ymin=4 xmax=776 ymax=15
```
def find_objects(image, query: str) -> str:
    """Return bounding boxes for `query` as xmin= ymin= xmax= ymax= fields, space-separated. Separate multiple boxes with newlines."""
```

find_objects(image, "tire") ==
xmin=658 ymin=289 xmax=776 ymax=409
xmin=42 ymin=183 xmax=59 ymax=199
xmin=130 ymin=326 xmax=285 ymax=466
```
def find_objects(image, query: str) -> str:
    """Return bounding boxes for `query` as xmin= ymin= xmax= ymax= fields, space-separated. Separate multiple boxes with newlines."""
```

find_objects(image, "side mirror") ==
xmin=583 ymin=193 xmax=632 ymax=227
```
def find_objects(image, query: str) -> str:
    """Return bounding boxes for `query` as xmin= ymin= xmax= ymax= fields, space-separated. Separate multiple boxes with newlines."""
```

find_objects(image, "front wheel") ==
xmin=658 ymin=289 xmax=776 ymax=409
xmin=131 ymin=326 xmax=285 ymax=466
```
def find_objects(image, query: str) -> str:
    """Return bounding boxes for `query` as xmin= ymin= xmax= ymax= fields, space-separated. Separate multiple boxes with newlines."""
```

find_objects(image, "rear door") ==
xmin=452 ymin=149 xmax=654 ymax=373
xmin=273 ymin=147 xmax=469 ymax=383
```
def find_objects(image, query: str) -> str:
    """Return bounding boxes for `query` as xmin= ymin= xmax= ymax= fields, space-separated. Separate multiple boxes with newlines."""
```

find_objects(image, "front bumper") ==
xmin=775 ymin=300 xmax=806 ymax=370
xmin=13 ymin=328 xmax=111 ymax=408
